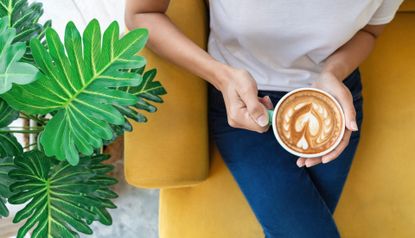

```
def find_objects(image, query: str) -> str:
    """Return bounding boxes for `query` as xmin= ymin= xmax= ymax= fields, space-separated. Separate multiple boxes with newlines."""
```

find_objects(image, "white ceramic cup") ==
xmin=267 ymin=87 xmax=346 ymax=158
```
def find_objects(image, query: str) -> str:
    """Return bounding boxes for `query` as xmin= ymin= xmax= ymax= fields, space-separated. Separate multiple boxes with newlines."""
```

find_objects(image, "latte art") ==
xmin=275 ymin=89 xmax=344 ymax=156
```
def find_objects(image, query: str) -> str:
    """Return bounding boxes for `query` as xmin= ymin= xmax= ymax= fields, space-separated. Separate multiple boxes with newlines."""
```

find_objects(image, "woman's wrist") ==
xmin=206 ymin=61 xmax=233 ymax=91
xmin=320 ymin=71 xmax=339 ymax=81
xmin=321 ymin=65 xmax=346 ymax=81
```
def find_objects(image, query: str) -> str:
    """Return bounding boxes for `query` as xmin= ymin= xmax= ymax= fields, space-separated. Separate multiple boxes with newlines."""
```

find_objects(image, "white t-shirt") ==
xmin=207 ymin=0 xmax=404 ymax=91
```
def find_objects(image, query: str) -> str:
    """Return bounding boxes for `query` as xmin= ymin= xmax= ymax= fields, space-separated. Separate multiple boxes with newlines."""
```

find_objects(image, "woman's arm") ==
xmin=323 ymin=25 xmax=385 ymax=80
xmin=125 ymin=0 xmax=222 ymax=88
xmin=125 ymin=0 xmax=272 ymax=133
xmin=298 ymin=24 xmax=386 ymax=167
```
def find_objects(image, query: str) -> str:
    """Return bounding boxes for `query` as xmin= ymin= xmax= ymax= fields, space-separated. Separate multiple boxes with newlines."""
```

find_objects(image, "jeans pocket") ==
xmin=343 ymin=69 xmax=363 ymax=102
xmin=350 ymin=96 xmax=364 ymax=139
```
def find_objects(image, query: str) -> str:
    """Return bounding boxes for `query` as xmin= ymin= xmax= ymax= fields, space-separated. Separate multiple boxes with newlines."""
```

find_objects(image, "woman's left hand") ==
xmin=296 ymin=72 xmax=359 ymax=168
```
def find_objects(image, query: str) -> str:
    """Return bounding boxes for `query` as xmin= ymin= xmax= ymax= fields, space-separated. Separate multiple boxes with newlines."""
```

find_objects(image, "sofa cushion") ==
xmin=158 ymin=8 xmax=415 ymax=238
xmin=159 ymin=145 xmax=264 ymax=238
xmin=334 ymin=9 xmax=415 ymax=238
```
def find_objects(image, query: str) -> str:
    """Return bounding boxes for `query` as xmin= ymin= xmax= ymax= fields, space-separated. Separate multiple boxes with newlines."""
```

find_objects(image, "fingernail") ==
xmin=350 ymin=121 xmax=358 ymax=131
xmin=256 ymin=114 xmax=269 ymax=127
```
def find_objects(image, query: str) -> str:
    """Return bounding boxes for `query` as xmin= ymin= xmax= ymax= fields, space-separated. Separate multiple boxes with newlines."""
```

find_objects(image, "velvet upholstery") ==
xmin=124 ymin=1 xmax=415 ymax=237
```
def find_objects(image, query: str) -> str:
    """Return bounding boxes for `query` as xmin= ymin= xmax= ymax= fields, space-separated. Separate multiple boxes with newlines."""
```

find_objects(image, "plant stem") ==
xmin=20 ymin=113 xmax=48 ymax=125
xmin=0 ymin=129 xmax=43 ymax=134
xmin=24 ymin=142 xmax=38 ymax=149
xmin=8 ymin=126 xmax=43 ymax=129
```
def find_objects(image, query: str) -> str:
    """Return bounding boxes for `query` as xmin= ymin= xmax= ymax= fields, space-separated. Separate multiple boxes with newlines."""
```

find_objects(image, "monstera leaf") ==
xmin=104 ymin=67 xmax=166 ymax=144
xmin=0 ymin=97 xmax=22 ymax=217
xmin=0 ymin=0 xmax=51 ymax=62
xmin=2 ymin=19 xmax=148 ymax=165
xmin=0 ymin=98 xmax=22 ymax=161
xmin=0 ymin=97 xmax=18 ymax=127
xmin=8 ymin=151 xmax=117 ymax=238
xmin=0 ymin=140 xmax=21 ymax=219
xmin=121 ymin=67 xmax=166 ymax=122
xmin=0 ymin=16 xmax=39 ymax=94
xmin=0 ymin=157 xmax=15 ymax=217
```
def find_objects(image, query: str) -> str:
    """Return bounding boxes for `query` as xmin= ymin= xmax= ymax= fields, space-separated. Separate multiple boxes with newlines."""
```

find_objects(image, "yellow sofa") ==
xmin=124 ymin=1 xmax=415 ymax=237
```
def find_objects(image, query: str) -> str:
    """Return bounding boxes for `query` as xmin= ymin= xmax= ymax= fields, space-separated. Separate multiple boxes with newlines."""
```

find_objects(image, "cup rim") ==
xmin=271 ymin=87 xmax=346 ymax=158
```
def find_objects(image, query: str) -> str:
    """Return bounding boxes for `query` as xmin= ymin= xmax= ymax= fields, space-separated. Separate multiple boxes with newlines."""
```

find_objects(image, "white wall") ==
xmin=33 ymin=0 xmax=126 ymax=37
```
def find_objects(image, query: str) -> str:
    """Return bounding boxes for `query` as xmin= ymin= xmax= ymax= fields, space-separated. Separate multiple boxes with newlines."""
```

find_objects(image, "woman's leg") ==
xmin=305 ymin=126 xmax=362 ymax=213
xmin=208 ymin=85 xmax=341 ymax=238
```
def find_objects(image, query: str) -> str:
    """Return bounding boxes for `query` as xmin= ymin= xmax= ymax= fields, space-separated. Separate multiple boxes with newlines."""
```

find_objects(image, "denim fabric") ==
xmin=208 ymin=69 xmax=363 ymax=238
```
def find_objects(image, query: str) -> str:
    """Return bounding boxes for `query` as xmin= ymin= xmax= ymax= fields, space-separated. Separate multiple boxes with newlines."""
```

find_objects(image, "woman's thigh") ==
xmin=208 ymin=85 xmax=340 ymax=238
xmin=306 ymin=89 xmax=364 ymax=213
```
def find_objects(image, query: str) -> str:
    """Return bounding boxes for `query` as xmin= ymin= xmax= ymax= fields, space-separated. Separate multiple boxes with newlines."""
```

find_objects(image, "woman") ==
xmin=125 ymin=1 xmax=403 ymax=237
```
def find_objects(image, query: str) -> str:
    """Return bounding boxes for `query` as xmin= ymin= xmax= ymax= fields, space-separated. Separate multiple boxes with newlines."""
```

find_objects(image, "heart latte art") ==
xmin=275 ymin=89 xmax=344 ymax=156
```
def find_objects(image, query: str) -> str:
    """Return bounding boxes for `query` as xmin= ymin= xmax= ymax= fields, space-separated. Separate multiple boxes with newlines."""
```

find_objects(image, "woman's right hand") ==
xmin=215 ymin=65 xmax=273 ymax=133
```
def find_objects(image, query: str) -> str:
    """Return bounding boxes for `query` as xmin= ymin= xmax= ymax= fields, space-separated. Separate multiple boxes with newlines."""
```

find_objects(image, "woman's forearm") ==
xmin=125 ymin=2 xmax=228 ymax=90
xmin=322 ymin=24 xmax=386 ymax=80
xmin=125 ymin=0 xmax=274 ymax=132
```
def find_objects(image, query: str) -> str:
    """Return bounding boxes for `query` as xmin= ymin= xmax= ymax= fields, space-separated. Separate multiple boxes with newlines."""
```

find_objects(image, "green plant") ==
xmin=9 ymin=152 xmax=117 ymax=237
xmin=0 ymin=0 xmax=51 ymax=62
xmin=0 ymin=0 xmax=166 ymax=237
xmin=3 ymin=19 xmax=149 ymax=165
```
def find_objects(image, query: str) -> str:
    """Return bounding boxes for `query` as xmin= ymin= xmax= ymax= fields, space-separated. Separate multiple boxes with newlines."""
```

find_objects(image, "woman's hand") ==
xmin=296 ymin=72 xmax=359 ymax=168
xmin=216 ymin=66 xmax=273 ymax=133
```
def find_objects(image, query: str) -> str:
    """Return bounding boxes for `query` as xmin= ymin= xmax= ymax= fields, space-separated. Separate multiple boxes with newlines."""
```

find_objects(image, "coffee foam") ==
xmin=275 ymin=90 xmax=344 ymax=155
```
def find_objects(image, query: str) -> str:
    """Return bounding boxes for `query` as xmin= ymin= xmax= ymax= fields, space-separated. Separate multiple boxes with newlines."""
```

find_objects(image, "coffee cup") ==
xmin=267 ymin=88 xmax=345 ymax=158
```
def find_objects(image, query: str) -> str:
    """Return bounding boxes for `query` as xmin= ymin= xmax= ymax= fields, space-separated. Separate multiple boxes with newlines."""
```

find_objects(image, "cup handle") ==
xmin=267 ymin=109 xmax=274 ymax=126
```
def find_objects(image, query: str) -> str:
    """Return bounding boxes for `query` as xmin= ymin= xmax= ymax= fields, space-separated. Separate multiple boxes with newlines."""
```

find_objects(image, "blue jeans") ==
xmin=208 ymin=69 xmax=363 ymax=238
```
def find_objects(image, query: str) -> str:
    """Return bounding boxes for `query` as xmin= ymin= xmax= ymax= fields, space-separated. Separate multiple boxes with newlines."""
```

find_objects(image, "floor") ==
xmin=85 ymin=182 xmax=159 ymax=238
xmin=83 ymin=157 xmax=160 ymax=238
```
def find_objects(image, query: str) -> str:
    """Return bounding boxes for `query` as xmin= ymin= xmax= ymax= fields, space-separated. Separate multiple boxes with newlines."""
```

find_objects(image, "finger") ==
xmin=296 ymin=158 xmax=306 ymax=167
xmin=305 ymin=157 xmax=322 ymax=167
xmin=239 ymin=86 xmax=269 ymax=127
xmin=322 ymin=130 xmax=352 ymax=163
xmin=335 ymin=87 xmax=358 ymax=131
xmin=226 ymin=90 xmax=268 ymax=133
xmin=264 ymin=96 xmax=274 ymax=109
xmin=225 ymin=90 xmax=248 ymax=128
xmin=259 ymin=95 xmax=274 ymax=109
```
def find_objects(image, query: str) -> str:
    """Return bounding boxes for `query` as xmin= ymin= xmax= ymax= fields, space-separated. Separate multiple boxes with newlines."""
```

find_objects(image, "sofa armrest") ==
xmin=124 ymin=0 xmax=210 ymax=189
